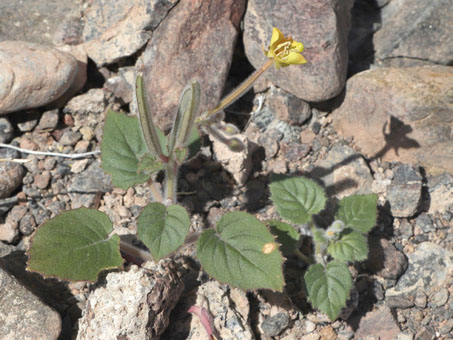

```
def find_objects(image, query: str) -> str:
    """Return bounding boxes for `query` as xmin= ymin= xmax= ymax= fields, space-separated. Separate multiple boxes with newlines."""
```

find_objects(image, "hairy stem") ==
xmin=295 ymin=248 xmax=315 ymax=265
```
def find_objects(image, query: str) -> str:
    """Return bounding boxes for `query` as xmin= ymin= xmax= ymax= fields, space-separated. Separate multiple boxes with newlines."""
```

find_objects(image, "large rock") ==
xmin=333 ymin=66 xmax=453 ymax=175
xmin=0 ymin=266 xmax=61 ymax=340
xmin=142 ymin=0 xmax=246 ymax=131
xmin=82 ymin=0 xmax=177 ymax=66
xmin=0 ymin=41 xmax=78 ymax=114
xmin=375 ymin=0 xmax=453 ymax=67
xmin=243 ymin=0 xmax=354 ymax=102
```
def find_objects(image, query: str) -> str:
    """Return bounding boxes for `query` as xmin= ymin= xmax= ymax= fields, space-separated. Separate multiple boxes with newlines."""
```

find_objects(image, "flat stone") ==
xmin=333 ymin=66 xmax=453 ymax=175
xmin=243 ymin=0 xmax=354 ymax=101
xmin=77 ymin=260 xmax=183 ymax=340
xmin=386 ymin=164 xmax=422 ymax=217
xmin=36 ymin=109 xmax=60 ymax=131
xmin=63 ymin=88 xmax=106 ymax=116
xmin=313 ymin=144 xmax=373 ymax=198
xmin=82 ymin=0 xmax=177 ymax=66
xmin=375 ymin=0 xmax=453 ymax=67
xmin=261 ymin=312 xmax=290 ymax=337
xmin=142 ymin=0 xmax=246 ymax=131
xmin=0 ymin=267 xmax=61 ymax=340
xmin=0 ymin=41 xmax=78 ymax=114
xmin=68 ymin=161 xmax=112 ymax=193
xmin=354 ymin=306 xmax=400 ymax=340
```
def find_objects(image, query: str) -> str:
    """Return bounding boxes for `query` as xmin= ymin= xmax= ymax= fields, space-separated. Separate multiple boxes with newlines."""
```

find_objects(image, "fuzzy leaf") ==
xmin=137 ymin=153 xmax=164 ymax=175
xmin=304 ymin=261 xmax=352 ymax=320
xmin=101 ymin=110 xmax=150 ymax=189
xmin=335 ymin=194 xmax=378 ymax=233
xmin=137 ymin=202 xmax=190 ymax=260
xmin=27 ymin=209 xmax=123 ymax=282
xmin=197 ymin=212 xmax=284 ymax=291
xmin=327 ymin=229 xmax=368 ymax=262
xmin=267 ymin=220 xmax=299 ymax=256
xmin=270 ymin=175 xmax=326 ymax=224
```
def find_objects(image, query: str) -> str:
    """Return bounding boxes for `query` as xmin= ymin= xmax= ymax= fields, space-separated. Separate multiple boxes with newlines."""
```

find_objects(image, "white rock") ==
xmin=0 ymin=41 xmax=78 ymax=114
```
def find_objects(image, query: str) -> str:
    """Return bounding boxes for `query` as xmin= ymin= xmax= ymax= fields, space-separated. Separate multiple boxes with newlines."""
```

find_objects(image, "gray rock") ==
xmin=36 ymin=109 xmax=60 ymax=131
xmin=333 ymin=66 xmax=453 ymax=175
xmin=399 ymin=219 xmax=414 ymax=240
xmin=0 ymin=197 xmax=18 ymax=217
xmin=261 ymin=312 xmax=290 ymax=337
xmin=68 ymin=161 xmax=112 ymax=193
xmin=268 ymin=87 xmax=312 ymax=126
xmin=142 ymin=0 xmax=245 ymax=131
xmin=386 ymin=164 xmax=422 ymax=218
xmin=105 ymin=66 xmax=135 ymax=104
xmin=375 ymin=0 xmax=453 ymax=67
xmin=63 ymin=88 xmax=106 ymax=116
xmin=427 ymin=173 xmax=453 ymax=214
xmin=415 ymin=213 xmax=435 ymax=233
xmin=82 ymin=0 xmax=177 ymax=66
xmin=0 ymin=159 xmax=24 ymax=198
xmin=77 ymin=260 xmax=184 ymax=340
xmin=0 ymin=267 xmax=61 ymax=340
xmin=59 ymin=130 xmax=82 ymax=146
xmin=0 ymin=0 xmax=83 ymax=46
xmin=313 ymin=144 xmax=373 ymax=198
xmin=0 ymin=118 xmax=14 ymax=143
xmin=17 ymin=111 xmax=40 ymax=132
xmin=0 ymin=41 xmax=78 ymax=114
xmin=243 ymin=0 xmax=354 ymax=101
xmin=386 ymin=242 xmax=453 ymax=301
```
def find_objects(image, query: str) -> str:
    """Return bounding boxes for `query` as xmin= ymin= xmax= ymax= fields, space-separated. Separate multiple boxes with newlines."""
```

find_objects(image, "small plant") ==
xmin=26 ymin=28 xmax=377 ymax=320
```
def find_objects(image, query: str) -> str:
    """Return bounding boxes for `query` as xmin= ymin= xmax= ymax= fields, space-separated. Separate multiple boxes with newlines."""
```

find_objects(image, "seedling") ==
xmin=26 ymin=28 xmax=376 ymax=320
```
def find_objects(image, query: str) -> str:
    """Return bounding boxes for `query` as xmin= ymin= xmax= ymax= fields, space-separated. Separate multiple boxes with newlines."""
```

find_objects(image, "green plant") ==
xmin=26 ymin=28 xmax=377 ymax=320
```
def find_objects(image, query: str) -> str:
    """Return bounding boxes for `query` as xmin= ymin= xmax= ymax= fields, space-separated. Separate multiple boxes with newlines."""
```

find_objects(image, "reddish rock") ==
xmin=367 ymin=238 xmax=408 ymax=280
xmin=333 ymin=66 xmax=453 ymax=175
xmin=354 ymin=306 xmax=400 ymax=340
xmin=142 ymin=0 xmax=246 ymax=131
xmin=0 ymin=41 xmax=78 ymax=114
xmin=243 ymin=0 xmax=354 ymax=102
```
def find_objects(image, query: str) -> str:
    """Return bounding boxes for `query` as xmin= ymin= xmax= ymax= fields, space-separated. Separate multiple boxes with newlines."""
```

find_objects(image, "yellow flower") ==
xmin=264 ymin=27 xmax=307 ymax=69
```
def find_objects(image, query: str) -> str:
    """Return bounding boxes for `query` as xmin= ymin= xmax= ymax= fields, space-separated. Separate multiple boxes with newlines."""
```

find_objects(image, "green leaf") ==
xmin=270 ymin=175 xmax=327 ymax=224
xmin=267 ymin=220 xmax=299 ymax=256
xmin=101 ymin=110 xmax=150 ymax=189
xmin=197 ymin=212 xmax=284 ymax=291
xmin=304 ymin=261 xmax=352 ymax=320
xmin=27 ymin=208 xmax=123 ymax=282
xmin=186 ymin=126 xmax=202 ymax=159
xmin=327 ymin=229 xmax=368 ymax=262
xmin=137 ymin=202 xmax=190 ymax=260
xmin=137 ymin=153 xmax=164 ymax=175
xmin=335 ymin=194 xmax=378 ymax=233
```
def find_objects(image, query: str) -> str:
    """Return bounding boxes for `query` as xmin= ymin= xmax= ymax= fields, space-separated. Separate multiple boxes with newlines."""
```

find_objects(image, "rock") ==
xmin=427 ymin=173 xmax=453 ymax=214
xmin=0 ymin=159 xmax=25 ymax=198
xmin=33 ymin=171 xmax=51 ymax=189
xmin=59 ymin=130 xmax=82 ymax=146
xmin=0 ymin=197 xmax=18 ymax=217
xmin=68 ymin=161 xmax=112 ymax=193
xmin=0 ymin=0 xmax=83 ymax=46
xmin=366 ymin=238 xmax=408 ymax=280
xmin=63 ymin=88 xmax=106 ymax=116
xmin=261 ymin=312 xmax=290 ymax=337
xmin=243 ymin=0 xmax=354 ymax=101
xmin=186 ymin=281 xmax=253 ymax=340
xmin=82 ymin=0 xmax=178 ymax=66
xmin=142 ymin=0 xmax=246 ymax=131
xmin=0 ymin=267 xmax=61 ymax=340
xmin=210 ymin=134 xmax=257 ymax=186
xmin=77 ymin=260 xmax=184 ymax=340
xmin=312 ymin=144 xmax=373 ymax=198
xmin=354 ymin=306 xmax=400 ymax=340
xmin=333 ymin=66 xmax=453 ymax=175
xmin=386 ymin=242 xmax=453 ymax=301
xmin=374 ymin=0 xmax=453 ymax=67
xmin=105 ymin=66 xmax=135 ymax=104
xmin=268 ymin=87 xmax=312 ymax=126
xmin=0 ymin=221 xmax=18 ymax=243
xmin=415 ymin=213 xmax=435 ymax=233
xmin=429 ymin=288 xmax=449 ymax=308
xmin=36 ymin=109 xmax=60 ymax=131
xmin=386 ymin=165 xmax=422 ymax=217
xmin=0 ymin=118 xmax=14 ymax=143
xmin=0 ymin=41 xmax=78 ymax=114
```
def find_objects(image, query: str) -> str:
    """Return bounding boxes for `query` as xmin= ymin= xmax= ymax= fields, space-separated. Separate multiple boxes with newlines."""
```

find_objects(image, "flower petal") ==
xmin=270 ymin=27 xmax=284 ymax=47
xmin=284 ymin=52 xmax=307 ymax=65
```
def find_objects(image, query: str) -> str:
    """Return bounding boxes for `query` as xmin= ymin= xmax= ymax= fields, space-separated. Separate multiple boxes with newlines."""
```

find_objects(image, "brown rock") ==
xmin=366 ymin=238 xmax=408 ymax=280
xmin=34 ymin=171 xmax=51 ymax=190
xmin=354 ymin=306 xmax=400 ymax=340
xmin=142 ymin=0 xmax=246 ymax=131
xmin=0 ymin=161 xmax=25 ymax=198
xmin=243 ymin=0 xmax=354 ymax=102
xmin=333 ymin=66 xmax=453 ymax=175
xmin=0 ymin=41 xmax=78 ymax=114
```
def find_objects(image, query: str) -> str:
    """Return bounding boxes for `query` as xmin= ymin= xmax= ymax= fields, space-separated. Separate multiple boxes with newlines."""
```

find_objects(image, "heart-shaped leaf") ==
xmin=137 ymin=202 xmax=190 ymax=260
xmin=335 ymin=194 xmax=378 ymax=233
xmin=327 ymin=229 xmax=368 ymax=262
xmin=304 ymin=261 xmax=352 ymax=320
xmin=270 ymin=175 xmax=326 ymax=224
xmin=27 ymin=208 xmax=123 ymax=282
xmin=197 ymin=211 xmax=284 ymax=291
xmin=101 ymin=110 xmax=150 ymax=189
xmin=267 ymin=220 xmax=299 ymax=256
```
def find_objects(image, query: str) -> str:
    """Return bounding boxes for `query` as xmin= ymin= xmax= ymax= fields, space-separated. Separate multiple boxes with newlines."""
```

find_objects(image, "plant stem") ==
xmin=202 ymin=58 xmax=274 ymax=120
xmin=295 ymin=248 xmax=315 ymax=265
xmin=119 ymin=239 xmax=153 ymax=262
xmin=147 ymin=177 xmax=164 ymax=203
xmin=164 ymin=160 xmax=178 ymax=204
